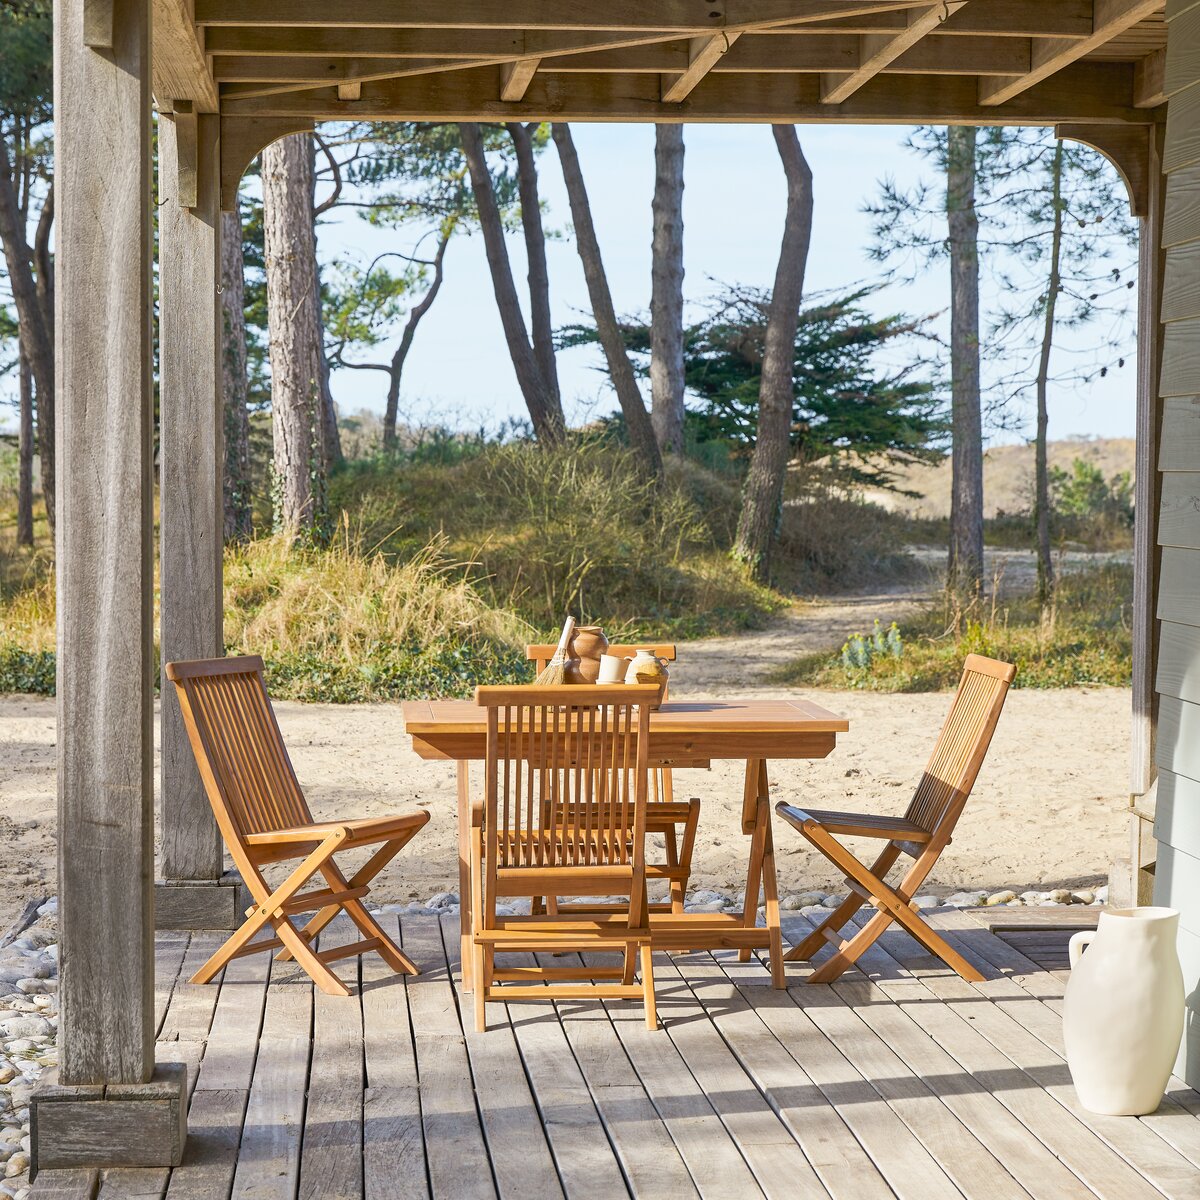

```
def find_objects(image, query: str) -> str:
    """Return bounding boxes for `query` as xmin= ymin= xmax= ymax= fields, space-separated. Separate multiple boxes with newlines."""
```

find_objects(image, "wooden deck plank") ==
xmin=538 ymin=951 xmax=701 ymax=1199
xmin=669 ymin=951 xmax=895 ymax=1200
xmin=361 ymin=915 xmax=430 ymax=1200
xmin=164 ymin=1088 xmax=248 ymax=1200
xmin=398 ymin=916 xmax=496 ymax=1200
xmin=500 ymin=956 xmax=632 ymax=1200
xmin=95 ymin=1169 xmax=169 ymax=1199
xmin=927 ymin=911 xmax=1200 ymax=1173
xmin=300 ymin=919 xmax=364 ymax=1200
xmin=193 ymin=945 xmax=271 ymax=1093
xmin=583 ymin=952 xmax=776 ymax=1200
xmin=154 ymin=935 xmax=191 ymax=1037
xmin=229 ymin=952 xmax=314 ymax=1200
xmin=441 ymin=918 xmax=565 ymax=1200
xmin=865 ymin=942 xmax=1165 ymax=1200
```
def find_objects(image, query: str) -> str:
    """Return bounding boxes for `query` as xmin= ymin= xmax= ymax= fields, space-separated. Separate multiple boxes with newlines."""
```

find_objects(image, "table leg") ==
xmin=740 ymin=760 xmax=767 ymax=959
xmin=740 ymin=760 xmax=785 ymax=987
xmin=457 ymin=760 xmax=472 ymax=992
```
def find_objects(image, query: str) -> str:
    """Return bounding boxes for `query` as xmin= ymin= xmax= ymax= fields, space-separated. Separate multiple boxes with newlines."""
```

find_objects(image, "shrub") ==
xmin=774 ymin=562 xmax=1132 ymax=691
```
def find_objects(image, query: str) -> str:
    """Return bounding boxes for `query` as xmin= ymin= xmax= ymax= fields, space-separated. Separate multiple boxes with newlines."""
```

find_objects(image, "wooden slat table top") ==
xmin=403 ymin=696 xmax=850 ymax=766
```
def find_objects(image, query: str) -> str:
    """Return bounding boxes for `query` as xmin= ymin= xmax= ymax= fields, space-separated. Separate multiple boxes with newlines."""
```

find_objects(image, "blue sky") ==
xmin=317 ymin=122 xmax=1141 ymax=446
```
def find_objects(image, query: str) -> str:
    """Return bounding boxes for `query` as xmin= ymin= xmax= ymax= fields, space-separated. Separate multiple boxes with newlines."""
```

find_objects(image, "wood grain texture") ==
xmin=152 ymin=0 xmax=218 ymax=111
xmin=1164 ymin=70 xmax=1200 ymax=173
xmin=1158 ymin=547 xmax=1200 ymax=623
xmin=1165 ymin=2 xmax=1200 ymax=95
xmin=1156 ymin=618 xmax=1200 ymax=703
xmin=1156 ymin=471 xmax=1200 ymax=547
xmin=1162 ymin=238 xmax=1200 ymax=321
xmin=1156 ymin=692 xmax=1200 ymax=783
xmin=158 ymin=111 xmax=225 ymax=887
xmin=1163 ymin=159 xmax=1200 ymax=247
xmin=55 ymin=0 xmax=156 ymax=1088
xmin=1160 ymin=316 xmax=1200 ymax=396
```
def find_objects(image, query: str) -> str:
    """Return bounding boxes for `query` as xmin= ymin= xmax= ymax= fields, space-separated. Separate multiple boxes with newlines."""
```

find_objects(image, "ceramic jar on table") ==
xmin=1063 ymin=906 xmax=1185 ymax=1115
xmin=568 ymin=626 xmax=610 ymax=683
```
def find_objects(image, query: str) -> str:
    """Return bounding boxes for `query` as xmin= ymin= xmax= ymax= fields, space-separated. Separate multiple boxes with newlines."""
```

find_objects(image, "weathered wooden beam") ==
xmin=152 ymin=0 xmax=219 ymax=112
xmin=211 ymin=35 xmax=1036 ymax=83
xmin=662 ymin=32 xmax=741 ymax=102
xmin=806 ymin=0 xmax=1097 ymax=38
xmin=54 ymin=0 xmax=156 ymax=1090
xmin=821 ymin=1 xmax=967 ymax=104
xmin=500 ymin=57 xmax=541 ymax=101
xmin=1056 ymin=121 xmax=1154 ymax=214
xmin=216 ymin=59 xmax=1151 ymax=126
xmin=193 ymin=0 xmax=920 ymax=31
xmin=218 ymin=115 xmax=313 ymax=210
xmin=979 ymin=0 xmax=1165 ymax=106
xmin=158 ymin=109 xmax=224 ymax=895
xmin=1132 ymin=125 xmax=1167 ymax=799
xmin=168 ymin=100 xmax=198 ymax=208
xmin=1136 ymin=47 xmax=1169 ymax=106
xmin=82 ymin=0 xmax=114 ymax=49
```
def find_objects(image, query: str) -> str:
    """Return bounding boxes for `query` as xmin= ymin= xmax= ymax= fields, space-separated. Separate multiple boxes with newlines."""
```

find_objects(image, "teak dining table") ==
xmin=401 ymin=697 xmax=850 ymax=989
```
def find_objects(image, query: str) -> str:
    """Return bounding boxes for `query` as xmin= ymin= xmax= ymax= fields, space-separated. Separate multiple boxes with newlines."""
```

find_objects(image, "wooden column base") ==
xmin=154 ymin=871 xmax=249 ymax=931
xmin=30 ymin=1063 xmax=187 ymax=1178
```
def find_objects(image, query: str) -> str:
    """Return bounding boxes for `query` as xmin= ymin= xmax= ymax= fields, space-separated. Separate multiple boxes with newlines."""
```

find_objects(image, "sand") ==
xmin=0 ymin=681 xmax=1131 ymax=929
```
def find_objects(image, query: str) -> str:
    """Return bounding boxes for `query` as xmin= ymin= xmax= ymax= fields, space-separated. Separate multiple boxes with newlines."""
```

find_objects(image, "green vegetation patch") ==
xmin=773 ymin=562 xmax=1132 ymax=692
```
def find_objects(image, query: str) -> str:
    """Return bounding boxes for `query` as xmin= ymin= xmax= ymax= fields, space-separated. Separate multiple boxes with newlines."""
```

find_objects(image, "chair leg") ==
xmin=808 ymin=907 xmax=892 ymax=984
xmin=273 ymin=917 xmax=353 ymax=997
xmin=474 ymin=943 xmax=488 ymax=1032
xmin=785 ymin=891 xmax=866 ymax=963
xmin=885 ymin=903 xmax=985 ymax=983
xmin=641 ymin=943 xmax=657 ymax=1029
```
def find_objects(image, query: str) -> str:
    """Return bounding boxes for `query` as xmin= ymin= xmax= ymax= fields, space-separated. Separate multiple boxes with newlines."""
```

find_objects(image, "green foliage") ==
xmin=329 ymin=436 xmax=783 ymax=639
xmin=840 ymin=621 xmax=903 ymax=672
xmin=0 ymin=645 xmax=54 ymax=694
xmin=0 ymin=0 xmax=52 ymax=121
xmin=775 ymin=562 xmax=1132 ymax=691
xmin=562 ymin=286 xmax=947 ymax=491
xmin=1050 ymin=458 xmax=1132 ymax=523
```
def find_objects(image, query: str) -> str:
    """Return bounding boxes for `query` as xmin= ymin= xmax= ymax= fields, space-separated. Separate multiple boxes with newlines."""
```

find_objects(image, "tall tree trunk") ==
xmin=651 ymin=124 xmax=686 ymax=455
xmin=262 ymin=133 xmax=326 ymax=540
xmin=1035 ymin=139 xmax=1065 ymax=613
xmin=946 ymin=124 xmax=984 ymax=604
xmin=17 ymin=345 xmax=34 ymax=546
xmin=383 ymin=229 xmax=450 ymax=451
xmin=551 ymin=123 xmax=663 ymax=479
xmin=220 ymin=208 xmax=253 ymax=541
xmin=0 ymin=136 xmax=54 ymax=529
xmin=732 ymin=126 xmax=814 ymax=581
xmin=507 ymin=122 xmax=559 ymax=407
xmin=459 ymin=122 xmax=564 ymax=442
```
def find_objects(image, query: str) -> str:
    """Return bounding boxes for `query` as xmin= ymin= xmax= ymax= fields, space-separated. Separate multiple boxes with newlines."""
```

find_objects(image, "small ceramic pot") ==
xmin=597 ymin=654 xmax=631 ymax=684
xmin=569 ymin=626 xmax=609 ymax=682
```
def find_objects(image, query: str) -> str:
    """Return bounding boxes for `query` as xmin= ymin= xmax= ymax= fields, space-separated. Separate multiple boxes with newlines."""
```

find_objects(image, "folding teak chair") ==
xmin=525 ymin=642 xmax=700 ymax=914
xmin=165 ymin=656 xmax=431 ymax=996
xmin=776 ymin=654 xmax=1016 ymax=984
xmin=470 ymin=683 xmax=661 ymax=1032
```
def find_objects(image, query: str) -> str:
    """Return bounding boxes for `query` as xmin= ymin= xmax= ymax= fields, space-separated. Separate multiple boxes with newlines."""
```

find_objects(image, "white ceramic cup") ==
xmin=596 ymin=654 xmax=630 ymax=684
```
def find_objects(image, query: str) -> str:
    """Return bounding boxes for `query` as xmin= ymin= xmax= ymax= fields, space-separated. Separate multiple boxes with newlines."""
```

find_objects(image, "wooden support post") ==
xmin=36 ymin=0 xmax=185 ymax=1173
xmin=157 ymin=108 xmax=239 ymax=930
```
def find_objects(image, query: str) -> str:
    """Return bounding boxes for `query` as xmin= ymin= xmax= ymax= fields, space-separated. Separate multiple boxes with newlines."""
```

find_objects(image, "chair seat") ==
xmin=244 ymin=809 xmax=430 ymax=849
xmin=775 ymin=803 xmax=931 ymax=843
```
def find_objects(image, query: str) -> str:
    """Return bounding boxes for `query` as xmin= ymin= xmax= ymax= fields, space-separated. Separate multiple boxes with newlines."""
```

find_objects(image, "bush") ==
xmin=329 ymin=436 xmax=782 ymax=638
xmin=773 ymin=562 xmax=1132 ymax=691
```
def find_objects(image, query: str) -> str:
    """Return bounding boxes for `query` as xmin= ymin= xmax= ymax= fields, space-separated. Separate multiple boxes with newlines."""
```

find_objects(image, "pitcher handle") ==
xmin=1068 ymin=930 xmax=1096 ymax=969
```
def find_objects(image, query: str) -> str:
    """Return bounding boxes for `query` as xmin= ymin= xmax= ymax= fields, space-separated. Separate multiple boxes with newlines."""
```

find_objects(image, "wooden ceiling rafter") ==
xmin=204 ymin=1 xmax=924 ymax=105
xmin=979 ymin=0 xmax=1165 ymax=104
xmin=820 ymin=1 xmax=969 ymax=104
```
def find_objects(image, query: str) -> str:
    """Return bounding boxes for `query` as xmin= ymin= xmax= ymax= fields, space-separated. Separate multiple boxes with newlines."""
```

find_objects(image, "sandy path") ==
xmin=0 ymin=683 xmax=1130 ymax=928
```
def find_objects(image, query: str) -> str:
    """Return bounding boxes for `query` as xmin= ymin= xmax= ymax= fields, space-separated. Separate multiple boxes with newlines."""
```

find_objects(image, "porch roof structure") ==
xmin=39 ymin=0 xmax=1200 ymax=1188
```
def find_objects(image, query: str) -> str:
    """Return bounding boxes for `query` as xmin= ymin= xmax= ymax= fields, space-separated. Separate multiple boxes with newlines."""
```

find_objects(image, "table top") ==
xmin=401 ymin=696 xmax=849 ymax=736
xmin=403 ymin=697 xmax=848 ymax=765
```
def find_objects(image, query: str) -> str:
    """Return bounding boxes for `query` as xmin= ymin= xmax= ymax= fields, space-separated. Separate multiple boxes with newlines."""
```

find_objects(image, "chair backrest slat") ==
xmin=165 ymin=656 xmax=313 ymax=842
xmin=903 ymin=654 xmax=1016 ymax=839
xmin=476 ymin=684 xmax=656 ymax=886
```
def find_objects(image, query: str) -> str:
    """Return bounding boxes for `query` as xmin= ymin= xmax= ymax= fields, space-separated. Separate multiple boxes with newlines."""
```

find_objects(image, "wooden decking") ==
xmin=32 ymin=908 xmax=1200 ymax=1200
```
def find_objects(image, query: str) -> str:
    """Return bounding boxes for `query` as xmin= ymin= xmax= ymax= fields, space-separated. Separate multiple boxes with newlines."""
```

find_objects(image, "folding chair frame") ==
xmin=777 ymin=654 xmax=1016 ymax=985
xmin=166 ymin=656 xmax=430 ymax=997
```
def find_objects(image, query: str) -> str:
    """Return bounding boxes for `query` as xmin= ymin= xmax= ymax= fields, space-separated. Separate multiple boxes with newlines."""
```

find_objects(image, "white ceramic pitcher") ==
xmin=1063 ymin=906 xmax=1184 ymax=1115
